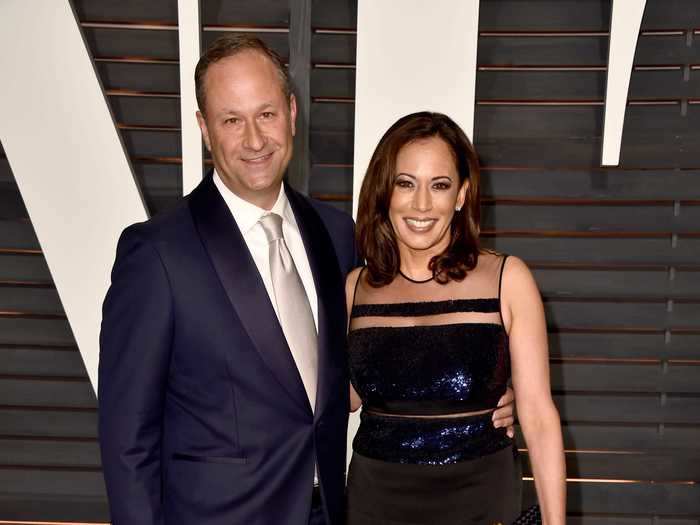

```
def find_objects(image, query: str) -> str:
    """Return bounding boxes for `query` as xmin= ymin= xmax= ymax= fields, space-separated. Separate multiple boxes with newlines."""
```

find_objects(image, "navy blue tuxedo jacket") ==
xmin=99 ymin=173 xmax=356 ymax=525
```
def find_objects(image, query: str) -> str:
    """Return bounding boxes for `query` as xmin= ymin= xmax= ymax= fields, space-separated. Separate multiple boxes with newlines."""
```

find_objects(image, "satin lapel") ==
xmin=285 ymin=184 xmax=345 ymax=420
xmin=189 ymin=175 xmax=311 ymax=413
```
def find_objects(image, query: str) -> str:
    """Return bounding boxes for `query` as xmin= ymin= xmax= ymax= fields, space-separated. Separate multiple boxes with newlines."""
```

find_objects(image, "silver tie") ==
xmin=259 ymin=213 xmax=318 ymax=412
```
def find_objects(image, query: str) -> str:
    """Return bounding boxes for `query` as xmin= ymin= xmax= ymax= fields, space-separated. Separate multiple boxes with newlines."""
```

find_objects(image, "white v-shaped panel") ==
xmin=0 ymin=0 xmax=148 ymax=389
xmin=352 ymin=0 xmax=480 ymax=216
xmin=178 ymin=0 xmax=203 ymax=195
xmin=602 ymin=0 xmax=647 ymax=166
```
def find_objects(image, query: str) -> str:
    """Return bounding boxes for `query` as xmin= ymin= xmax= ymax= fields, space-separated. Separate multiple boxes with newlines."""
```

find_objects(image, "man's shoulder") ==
xmin=120 ymin=195 xmax=194 ymax=244
xmin=305 ymin=195 xmax=354 ymax=232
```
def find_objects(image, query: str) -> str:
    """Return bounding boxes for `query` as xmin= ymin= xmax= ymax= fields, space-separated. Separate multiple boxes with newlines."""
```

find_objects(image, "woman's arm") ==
xmin=346 ymin=268 xmax=364 ymax=412
xmin=502 ymin=256 xmax=566 ymax=525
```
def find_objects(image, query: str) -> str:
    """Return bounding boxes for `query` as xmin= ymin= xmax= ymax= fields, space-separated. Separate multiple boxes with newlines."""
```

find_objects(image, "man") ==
xmin=99 ymin=35 xmax=515 ymax=525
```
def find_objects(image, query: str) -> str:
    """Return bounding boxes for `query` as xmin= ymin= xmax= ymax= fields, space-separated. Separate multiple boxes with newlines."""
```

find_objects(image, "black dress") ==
xmin=347 ymin=253 xmax=522 ymax=525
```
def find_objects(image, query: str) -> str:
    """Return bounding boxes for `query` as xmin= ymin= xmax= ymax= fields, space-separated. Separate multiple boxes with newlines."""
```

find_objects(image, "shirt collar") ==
xmin=212 ymin=170 xmax=297 ymax=235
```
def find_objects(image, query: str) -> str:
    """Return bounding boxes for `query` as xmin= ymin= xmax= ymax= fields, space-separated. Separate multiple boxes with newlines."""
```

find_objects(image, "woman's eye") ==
xmin=433 ymin=182 xmax=451 ymax=190
xmin=395 ymin=179 xmax=413 ymax=188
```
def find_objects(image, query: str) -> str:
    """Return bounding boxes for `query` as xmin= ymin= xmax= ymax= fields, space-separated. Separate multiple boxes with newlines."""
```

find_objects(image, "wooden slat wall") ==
xmin=308 ymin=1 xmax=700 ymax=523
xmin=0 ymin=0 xmax=698 ymax=523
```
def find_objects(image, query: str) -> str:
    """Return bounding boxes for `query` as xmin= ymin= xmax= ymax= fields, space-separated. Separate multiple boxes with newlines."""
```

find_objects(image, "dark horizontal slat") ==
xmin=83 ymin=27 xmax=179 ymax=60
xmin=0 ymin=220 xmax=38 ymax=250
xmin=550 ymin=362 xmax=700 ymax=393
xmin=0 ymin=254 xmax=52 ymax=282
xmin=481 ymin=169 xmax=700 ymax=200
xmin=310 ymin=130 xmax=353 ymax=164
xmin=201 ymin=0 xmax=288 ymax=26
xmin=120 ymin=128 xmax=182 ymax=158
xmin=545 ymin=300 xmax=700 ymax=330
xmin=552 ymin=480 xmax=700 ymax=515
xmin=96 ymin=61 xmax=179 ymax=93
xmin=0 ymin=408 xmax=97 ymax=438
xmin=520 ymin=451 xmax=700 ymax=481
xmin=73 ymin=0 xmax=177 ymax=23
xmin=0 ymin=347 xmax=87 ymax=378
xmin=479 ymin=0 xmax=700 ymax=31
xmin=311 ymin=67 xmax=355 ymax=98
xmin=0 ymin=493 xmax=108 ymax=523
xmin=483 ymin=203 xmax=698 ymax=233
xmin=553 ymin=422 xmax=700 ymax=452
xmin=550 ymin=332 xmax=700 ymax=360
xmin=0 ymin=378 xmax=96 ymax=409
xmin=310 ymin=165 xmax=353 ymax=197
xmin=109 ymin=94 xmax=180 ymax=127
xmin=0 ymin=182 xmax=27 ymax=220
xmin=555 ymin=392 xmax=700 ymax=424
xmin=201 ymin=31 xmax=289 ymax=59
xmin=0 ymin=287 xmax=65 ymax=315
xmin=311 ymin=101 xmax=354 ymax=131
xmin=311 ymin=0 xmax=356 ymax=29
xmin=0 ymin=468 xmax=105 ymax=496
xmin=0 ymin=318 xmax=76 ymax=347
xmin=0 ymin=158 xmax=13 ymax=183
xmin=482 ymin=236 xmax=700 ymax=266
xmin=311 ymin=33 xmax=356 ymax=64
xmin=479 ymin=0 xmax=610 ymax=31
xmin=477 ymin=33 xmax=697 ymax=67
xmin=0 ymin=438 xmax=100 ymax=468
xmin=476 ymin=69 xmax=693 ymax=100
xmin=533 ymin=268 xmax=700 ymax=299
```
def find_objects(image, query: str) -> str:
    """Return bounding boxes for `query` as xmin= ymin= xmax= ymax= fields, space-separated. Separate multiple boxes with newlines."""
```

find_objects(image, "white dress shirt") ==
xmin=213 ymin=170 xmax=319 ymax=331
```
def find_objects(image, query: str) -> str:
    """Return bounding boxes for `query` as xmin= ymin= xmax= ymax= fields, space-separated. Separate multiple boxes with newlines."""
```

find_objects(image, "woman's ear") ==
xmin=456 ymin=179 xmax=469 ymax=211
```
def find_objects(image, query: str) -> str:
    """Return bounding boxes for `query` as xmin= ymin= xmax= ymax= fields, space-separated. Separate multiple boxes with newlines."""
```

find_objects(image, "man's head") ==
xmin=195 ymin=35 xmax=296 ymax=209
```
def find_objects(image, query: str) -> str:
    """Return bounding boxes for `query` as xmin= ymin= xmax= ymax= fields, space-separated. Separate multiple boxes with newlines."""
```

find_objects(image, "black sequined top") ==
xmin=348 ymin=298 xmax=510 ymax=416
xmin=347 ymin=254 xmax=513 ymax=464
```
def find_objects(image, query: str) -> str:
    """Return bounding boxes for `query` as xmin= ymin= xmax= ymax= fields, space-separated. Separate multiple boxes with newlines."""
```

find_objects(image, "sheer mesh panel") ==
xmin=350 ymin=252 xmax=506 ymax=331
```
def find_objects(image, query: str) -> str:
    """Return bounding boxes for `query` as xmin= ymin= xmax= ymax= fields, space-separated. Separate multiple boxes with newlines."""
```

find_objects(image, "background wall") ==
xmin=0 ymin=0 xmax=699 ymax=523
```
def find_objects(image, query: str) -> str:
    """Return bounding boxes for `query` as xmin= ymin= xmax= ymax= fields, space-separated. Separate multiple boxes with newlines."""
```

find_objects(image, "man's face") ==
xmin=196 ymin=50 xmax=296 ymax=209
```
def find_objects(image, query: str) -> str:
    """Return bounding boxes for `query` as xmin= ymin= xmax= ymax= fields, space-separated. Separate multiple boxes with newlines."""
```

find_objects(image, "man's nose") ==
xmin=243 ymin=121 xmax=265 ymax=151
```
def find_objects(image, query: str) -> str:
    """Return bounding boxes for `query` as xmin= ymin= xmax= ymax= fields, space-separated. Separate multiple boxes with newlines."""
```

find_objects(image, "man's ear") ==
xmin=289 ymin=94 xmax=297 ymax=137
xmin=196 ymin=111 xmax=211 ymax=151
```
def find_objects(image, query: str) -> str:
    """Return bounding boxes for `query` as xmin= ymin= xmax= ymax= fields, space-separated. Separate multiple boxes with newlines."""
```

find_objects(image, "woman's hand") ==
xmin=492 ymin=387 xmax=516 ymax=438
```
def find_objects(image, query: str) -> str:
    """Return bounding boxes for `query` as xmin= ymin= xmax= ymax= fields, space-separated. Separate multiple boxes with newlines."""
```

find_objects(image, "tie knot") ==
xmin=259 ymin=213 xmax=284 ymax=243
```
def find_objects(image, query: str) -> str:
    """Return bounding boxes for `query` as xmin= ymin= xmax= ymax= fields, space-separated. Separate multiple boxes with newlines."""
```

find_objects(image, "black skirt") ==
xmin=346 ymin=444 xmax=522 ymax=525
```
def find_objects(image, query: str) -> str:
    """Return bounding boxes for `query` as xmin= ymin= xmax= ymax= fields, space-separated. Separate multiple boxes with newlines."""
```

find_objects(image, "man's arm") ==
xmin=98 ymin=226 xmax=173 ymax=525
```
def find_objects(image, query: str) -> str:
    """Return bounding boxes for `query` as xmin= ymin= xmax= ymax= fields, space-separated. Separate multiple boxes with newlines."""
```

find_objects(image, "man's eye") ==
xmin=225 ymin=117 xmax=240 ymax=125
xmin=261 ymin=112 xmax=274 ymax=119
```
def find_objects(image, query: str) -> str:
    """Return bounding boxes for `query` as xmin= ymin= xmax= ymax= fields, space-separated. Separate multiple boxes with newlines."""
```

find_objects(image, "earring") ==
xmin=455 ymin=205 xmax=462 ymax=212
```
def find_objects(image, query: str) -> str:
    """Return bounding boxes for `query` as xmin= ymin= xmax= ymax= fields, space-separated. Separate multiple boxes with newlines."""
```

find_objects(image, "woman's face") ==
xmin=389 ymin=136 xmax=467 ymax=259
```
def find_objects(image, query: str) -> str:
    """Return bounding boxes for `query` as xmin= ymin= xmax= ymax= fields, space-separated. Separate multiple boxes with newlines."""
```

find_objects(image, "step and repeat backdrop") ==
xmin=0 ymin=0 xmax=699 ymax=523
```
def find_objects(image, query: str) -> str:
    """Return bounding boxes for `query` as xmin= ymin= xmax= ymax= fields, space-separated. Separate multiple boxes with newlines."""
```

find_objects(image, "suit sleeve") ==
xmin=98 ymin=226 xmax=173 ymax=525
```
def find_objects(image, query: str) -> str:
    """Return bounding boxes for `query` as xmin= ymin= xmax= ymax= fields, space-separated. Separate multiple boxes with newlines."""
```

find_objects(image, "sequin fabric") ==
xmin=348 ymin=319 xmax=510 ymax=415
xmin=353 ymin=411 xmax=513 ymax=465
xmin=348 ymin=292 xmax=512 ymax=464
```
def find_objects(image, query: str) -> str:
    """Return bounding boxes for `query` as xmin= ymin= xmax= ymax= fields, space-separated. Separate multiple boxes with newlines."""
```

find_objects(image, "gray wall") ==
xmin=0 ymin=0 xmax=698 ymax=522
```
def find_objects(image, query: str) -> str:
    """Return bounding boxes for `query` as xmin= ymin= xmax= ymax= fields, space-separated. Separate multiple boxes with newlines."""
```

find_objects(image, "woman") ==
xmin=346 ymin=112 xmax=565 ymax=524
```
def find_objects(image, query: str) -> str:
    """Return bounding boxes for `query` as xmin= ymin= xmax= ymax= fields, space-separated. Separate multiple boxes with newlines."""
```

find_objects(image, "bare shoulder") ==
xmin=345 ymin=266 xmax=364 ymax=296
xmin=502 ymin=255 xmax=541 ymax=304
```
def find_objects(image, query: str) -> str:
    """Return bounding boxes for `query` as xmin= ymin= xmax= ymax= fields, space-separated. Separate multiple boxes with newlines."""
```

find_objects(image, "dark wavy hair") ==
xmin=356 ymin=112 xmax=481 ymax=287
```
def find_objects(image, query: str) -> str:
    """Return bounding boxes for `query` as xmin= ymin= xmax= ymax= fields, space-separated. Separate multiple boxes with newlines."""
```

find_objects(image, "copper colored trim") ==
xmin=105 ymin=88 xmax=179 ymax=98
xmin=80 ymin=20 xmax=176 ymax=30
xmin=203 ymin=25 xmax=288 ymax=33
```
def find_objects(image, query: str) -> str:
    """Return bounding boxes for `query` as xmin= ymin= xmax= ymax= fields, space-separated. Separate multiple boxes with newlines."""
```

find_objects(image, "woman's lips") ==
xmin=404 ymin=217 xmax=437 ymax=233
